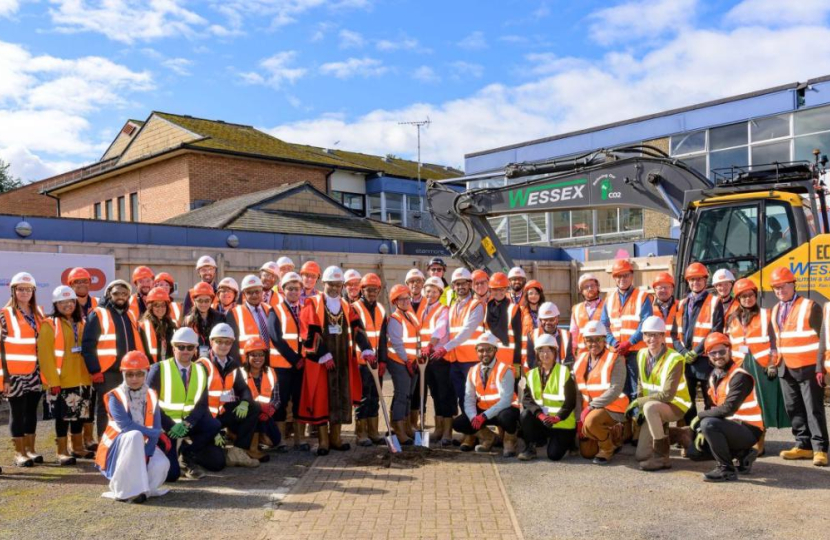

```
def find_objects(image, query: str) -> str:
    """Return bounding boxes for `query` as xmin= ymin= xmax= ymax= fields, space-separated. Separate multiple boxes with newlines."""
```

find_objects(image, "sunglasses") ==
xmin=708 ymin=349 xmax=729 ymax=358
xmin=175 ymin=345 xmax=196 ymax=351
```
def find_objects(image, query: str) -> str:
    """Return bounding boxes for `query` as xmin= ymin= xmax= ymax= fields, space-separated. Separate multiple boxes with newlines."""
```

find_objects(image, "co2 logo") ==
xmin=606 ymin=191 xmax=622 ymax=199
xmin=61 ymin=267 xmax=107 ymax=291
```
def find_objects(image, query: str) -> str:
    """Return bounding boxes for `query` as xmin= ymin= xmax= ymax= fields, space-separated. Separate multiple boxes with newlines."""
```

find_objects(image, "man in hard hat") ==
xmin=650 ymin=272 xmax=677 ymax=348
xmin=600 ymin=259 xmax=652 ymax=406
xmin=452 ymin=332 xmax=520 ymax=457
xmin=299 ymin=261 xmax=323 ymax=306
xmin=406 ymin=268 xmax=426 ymax=314
xmin=484 ymin=272 xmax=523 ymax=373
xmin=276 ymin=256 xmax=295 ymax=280
xmin=507 ymin=267 xmax=527 ymax=305
xmin=299 ymin=266 xmax=372 ymax=455
xmin=183 ymin=256 xmax=218 ymax=315
xmin=472 ymin=269 xmax=490 ymax=304
xmin=769 ymin=267 xmax=827 ymax=466
xmin=712 ymin=269 xmax=738 ymax=322
xmin=146 ymin=327 xmax=225 ymax=480
xmin=426 ymin=257 xmax=447 ymax=287
xmin=627 ymin=315 xmax=691 ymax=471
xmin=343 ymin=269 xmax=362 ymax=303
xmin=673 ymin=262 xmax=724 ymax=427
xmin=226 ymin=275 xmax=273 ymax=361
xmin=570 ymin=273 xmax=604 ymax=357
xmin=66 ymin=267 xmax=99 ymax=318
xmin=260 ymin=262 xmax=281 ymax=308
xmin=573 ymin=321 xmax=628 ymax=465
xmin=82 ymin=279 xmax=146 ymax=438
xmin=524 ymin=301 xmax=572 ymax=373
xmin=519 ymin=333 xmax=576 ymax=461
xmin=128 ymin=266 xmax=155 ymax=320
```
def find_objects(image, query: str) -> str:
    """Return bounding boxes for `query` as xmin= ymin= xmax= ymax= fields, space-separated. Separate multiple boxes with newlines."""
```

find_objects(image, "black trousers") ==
xmin=179 ymin=414 xmax=225 ymax=472
xmin=453 ymin=406 xmax=520 ymax=435
xmin=780 ymin=368 xmax=829 ymax=452
xmin=8 ymin=391 xmax=41 ymax=437
xmin=426 ymin=360 xmax=456 ymax=417
xmin=684 ymin=365 xmax=713 ymax=424
xmin=94 ymin=371 xmax=122 ymax=437
xmin=275 ymin=366 xmax=303 ymax=422
xmin=355 ymin=364 xmax=380 ymax=419
xmin=53 ymin=395 xmax=84 ymax=438
xmin=520 ymin=409 xmax=574 ymax=461
xmin=218 ymin=401 xmax=260 ymax=450
xmin=700 ymin=417 xmax=760 ymax=470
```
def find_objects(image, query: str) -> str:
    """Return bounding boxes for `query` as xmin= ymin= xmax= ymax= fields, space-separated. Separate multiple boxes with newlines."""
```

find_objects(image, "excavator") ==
xmin=426 ymin=145 xmax=830 ymax=305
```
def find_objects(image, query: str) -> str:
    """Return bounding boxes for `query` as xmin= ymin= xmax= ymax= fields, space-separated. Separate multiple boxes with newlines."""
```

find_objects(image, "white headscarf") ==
xmin=120 ymin=373 xmax=149 ymax=426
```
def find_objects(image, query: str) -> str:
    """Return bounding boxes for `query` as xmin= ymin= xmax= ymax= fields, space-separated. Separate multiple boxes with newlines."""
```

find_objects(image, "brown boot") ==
xmin=330 ymin=423 xmax=351 ymax=451
xmin=56 ymin=437 xmax=76 ymax=466
xmin=640 ymin=437 xmax=671 ymax=471
xmin=294 ymin=421 xmax=310 ymax=451
xmin=404 ymin=417 xmax=415 ymax=438
xmin=82 ymin=423 xmax=98 ymax=451
xmin=474 ymin=428 xmax=496 ymax=453
xmin=409 ymin=410 xmax=421 ymax=431
xmin=367 ymin=417 xmax=384 ymax=445
xmin=459 ymin=434 xmax=477 ymax=452
xmin=316 ymin=424 xmax=330 ymax=456
xmin=441 ymin=417 xmax=454 ymax=447
xmin=668 ymin=427 xmax=693 ymax=449
xmin=275 ymin=422 xmax=289 ymax=450
xmin=502 ymin=432 xmax=518 ymax=458
xmin=247 ymin=433 xmax=269 ymax=463
xmin=13 ymin=437 xmax=33 ymax=467
xmin=431 ymin=416 xmax=443 ymax=440
xmin=24 ymin=434 xmax=43 ymax=464
xmin=393 ymin=421 xmax=413 ymax=445
xmin=355 ymin=419 xmax=372 ymax=447
xmin=754 ymin=432 xmax=766 ymax=457
xmin=70 ymin=433 xmax=94 ymax=459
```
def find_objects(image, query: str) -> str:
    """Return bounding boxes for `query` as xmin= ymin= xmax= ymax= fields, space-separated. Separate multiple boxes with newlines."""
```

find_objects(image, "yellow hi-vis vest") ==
xmin=525 ymin=364 xmax=575 ymax=429
xmin=158 ymin=358 xmax=207 ymax=423
xmin=636 ymin=348 xmax=692 ymax=413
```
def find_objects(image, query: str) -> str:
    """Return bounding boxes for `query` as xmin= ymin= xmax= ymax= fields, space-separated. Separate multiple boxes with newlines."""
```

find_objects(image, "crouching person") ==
xmin=95 ymin=351 xmax=170 ymax=503
xmin=452 ymin=333 xmax=520 ymax=457
xmin=519 ymin=334 xmax=576 ymax=461
xmin=239 ymin=337 xmax=282 ymax=453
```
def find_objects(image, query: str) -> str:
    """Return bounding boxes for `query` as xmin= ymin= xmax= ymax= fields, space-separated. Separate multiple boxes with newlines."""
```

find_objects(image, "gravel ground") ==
xmin=497 ymin=412 xmax=830 ymax=540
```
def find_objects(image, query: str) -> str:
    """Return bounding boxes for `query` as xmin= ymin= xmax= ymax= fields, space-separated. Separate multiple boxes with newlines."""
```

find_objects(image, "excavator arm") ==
xmin=427 ymin=145 xmax=713 ymax=273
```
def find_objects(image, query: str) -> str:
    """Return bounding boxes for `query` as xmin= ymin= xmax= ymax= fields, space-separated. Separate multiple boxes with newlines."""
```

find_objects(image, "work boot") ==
xmin=316 ymin=424 xmax=330 ymax=456
xmin=409 ymin=410 xmax=421 ymax=432
xmin=518 ymin=442 xmax=537 ymax=461
xmin=180 ymin=453 xmax=205 ymax=480
xmin=275 ymin=422 xmax=289 ymax=451
xmin=83 ymin=423 xmax=98 ymax=451
xmin=393 ymin=421 xmax=413 ymax=446
xmin=459 ymin=434 xmax=477 ymax=452
xmin=474 ymin=428 xmax=496 ymax=453
xmin=247 ymin=433 xmax=270 ymax=462
xmin=260 ymin=432 xmax=276 ymax=450
xmin=13 ymin=437 xmax=33 ymax=467
xmin=640 ymin=437 xmax=671 ymax=471
xmin=294 ymin=421 xmax=310 ymax=451
xmin=502 ymin=432 xmax=518 ymax=458
xmin=703 ymin=466 xmax=738 ymax=483
xmin=668 ymin=426 xmax=692 ymax=449
xmin=431 ymin=416 xmax=444 ymax=441
xmin=355 ymin=419 xmax=372 ymax=447
xmin=56 ymin=437 xmax=77 ymax=466
xmin=24 ymin=434 xmax=44 ymax=464
xmin=814 ymin=451 xmax=828 ymax=467
xmin=736 ymin=448 xmax=758 ymax=474
xmin=441 ymin=418 xmax=454 ymax=447
xmin=367 ymin=417 xmax=385 ymax=445
xmin=70 ymin=433 xmax=94 ymax=459
xmin=404 ymin=417 xmax=415 ymax=439
xmin=753 ymin=432 xmax=765 ymax=457
xmin=780 ymin=446 xmax=813 ymax=460
xmin=227 ymin=446 xmax=260 ymax=468
xmin=329 ymin=424 xmax=351 ymax=451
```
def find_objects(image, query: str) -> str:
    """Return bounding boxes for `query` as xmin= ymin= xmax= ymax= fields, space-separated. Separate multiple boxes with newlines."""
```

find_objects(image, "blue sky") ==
xmin=2 ymin=0 xmax=830 ymax=181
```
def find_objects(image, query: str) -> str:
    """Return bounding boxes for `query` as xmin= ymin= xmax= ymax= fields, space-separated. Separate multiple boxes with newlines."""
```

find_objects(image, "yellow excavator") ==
xmin=427 ymin=145 xmax=830 ymax=305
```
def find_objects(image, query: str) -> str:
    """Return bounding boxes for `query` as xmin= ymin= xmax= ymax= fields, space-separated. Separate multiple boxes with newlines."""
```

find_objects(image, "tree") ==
xmin=0 ymin=159 xmax=22 ymax=193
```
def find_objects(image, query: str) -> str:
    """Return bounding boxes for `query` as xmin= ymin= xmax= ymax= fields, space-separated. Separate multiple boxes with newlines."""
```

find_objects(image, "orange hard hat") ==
xmin=489 ymin=272 xmax=509 ymax=289
xmin=389 ymin=284 xmax=410 ymax=304
xmin=132 ymin=266 xmax=154 ymax=283
xmin=154 ymin=272 xmax=175 ymax=286
xmin=145 ymin=287 xmax=170 ymax=304
xmin=652 ymin=271 xmax=675 ymax=288
xmin=770 ymin=267 xmax=796 ymax=287
xmin=120 ymin=350 xmax=151 ymax=371
xmin=243 ymin=337 xmax=269 ymax=354
xmin=704 ymin=332 xmax=731 ymax=354
xmin=524 ymin=280 xmax=544 ymax=293
xmin=610 ymin=259 xmax=634 ymax=277
xmin=732 ymin=278 xmax=758 ymax=297
xmin=684 ymin=262 xmax=709 ymax=280
xmin=67 ymin=267 xmax=91 ymax=284
xmin=471 ymin=269 xmax=489 ymax=283
xmin=300 ymin=261 xmax=321 ymax=278
xmin=190 ymin=281 xmax=216 ymax=299
xmin=361 ymin=273 xmax=382 ymax=288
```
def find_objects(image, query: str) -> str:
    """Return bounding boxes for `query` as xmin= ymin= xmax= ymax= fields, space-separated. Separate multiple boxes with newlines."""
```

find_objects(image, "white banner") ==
xmin=0 ymin=251 xmax=116 ymax=308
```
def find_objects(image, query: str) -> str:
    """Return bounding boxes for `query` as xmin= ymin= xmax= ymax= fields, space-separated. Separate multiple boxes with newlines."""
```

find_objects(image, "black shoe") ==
xmin=592 ymin=456 xmax=609 ymax=466
xmin=452 ymin=438 xmax=461 ymax=447
xmin=257 ymin=454 xmax=271 ymax=463
xmin=331 ymin=443 xmax=351 ymax=452
xmin=736 ymin=448 xmax=758 ymax=474
xmin=400 ymin=438 xmax=414 ymax=446
xmin=317 ymin=447 xmax=330 ymax=456
xmin=459 ymin=444 xmax=474 ymax=452
xmin=703 ymin=467 xmax=738 ymax=483
xmin=118 ymin=493 xmax=148 ymax=504
xmin=295 ymin=442 xmax=311 ymax=452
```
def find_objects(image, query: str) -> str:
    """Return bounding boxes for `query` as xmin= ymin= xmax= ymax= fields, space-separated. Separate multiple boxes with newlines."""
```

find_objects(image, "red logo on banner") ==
xmin=61 ymin=268 xmax=106 ymax=292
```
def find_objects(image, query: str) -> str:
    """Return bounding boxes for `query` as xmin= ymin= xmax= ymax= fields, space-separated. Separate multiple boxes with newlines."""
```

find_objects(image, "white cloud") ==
xmin=338 ymin=29 xmax=364 ymax=49
xmin=588 ymin=0 xmax=697 ymax=46
xmin=319 ymin=57 xmax=387 ymax=78
xmin=457 ymin=31 xmax=487 ymax=50
xmin=0 ymin=0 xmax=19 ymax=18
xmin=726 ymin=0 xmax=830 ymax=26
xmin=239 ymin=51 xmax=307 ymax=88
xmin=310 ymin=21 xmax=337 ymax=42
xmin=0 ymin=145 xmax=82 ymax=182
xmin=162 ymin=57 xmax=193 ymax=76
xmin=448 ymin=61 xmax=484 ymax=79
xmin=412 ymin=65 xmax=439 ymax=83
xmin=210 ymin=0 xmax=371 ymax=32
xmin=376 ymin=36 xmax=423 ymax=52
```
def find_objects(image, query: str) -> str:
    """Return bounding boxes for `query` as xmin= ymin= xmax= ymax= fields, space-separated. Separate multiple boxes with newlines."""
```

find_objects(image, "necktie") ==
xmin=778 ymin=300 xmax=791 ymax=328
xmin=254 ymin=307 xmax=269 ymax=342
xmin=180 ymin=368 xmax=189 ymax=392
xmin=290 ymin=304 xmax=299 ymax=318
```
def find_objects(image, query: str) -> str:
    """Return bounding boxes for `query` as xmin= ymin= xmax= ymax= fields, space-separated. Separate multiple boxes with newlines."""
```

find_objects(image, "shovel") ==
xmin=367 ymin=362 xmax=401 ymax=454
xmin=414 ymin=360 xmax=430 ymax=448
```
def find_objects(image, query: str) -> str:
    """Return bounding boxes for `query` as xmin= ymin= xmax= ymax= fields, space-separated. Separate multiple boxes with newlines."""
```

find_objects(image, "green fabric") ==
xmin=741 ymin=354 xmax=791 ymax=429
xmin=637 ymin=348 xmax=692 ymax=413
xmin=526 ymin=365 xmax=575 ymax=429
xmin=159 ymin=359 xmax=207 ymax=423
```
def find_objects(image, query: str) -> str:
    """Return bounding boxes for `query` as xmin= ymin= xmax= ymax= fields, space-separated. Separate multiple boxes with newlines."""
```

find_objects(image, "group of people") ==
xmin=1 ymin=254 xmax=827 ymax=503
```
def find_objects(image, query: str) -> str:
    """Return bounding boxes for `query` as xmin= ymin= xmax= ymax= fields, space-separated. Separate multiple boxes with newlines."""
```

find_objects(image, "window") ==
xmin=752 ymin=140 xmax=790 ymax=165
xmin=367 ymin=194 xmax=382 ymax=221
xmin=550 ymin=211 xmax=569 ymax=240
xmin=508 ymin=215 xmax=529 ymax=244
xmin=751 ymin=114 xmax=790 ymax=142
xmin=528 ymin=214 xmax=546 ymax=243
xmin=385 ymin=193 xmax=403 ymax=225
xmin=621 ymin=208 xmax=643 ymax=231
xmin=571 ymin=210 xmax=593 ymax=238
xmin=130 ymin=193 xmax=138 ymax=222
xmin=117 ymin=196 xmax=126 ymax=221
xmin=795 ymin=106 xmax=830 ymax=136
xmin=765 ymin=202 xmax=796 ymax=261
xmin=596 ymin=208 xmax=618 ymax=235
xmin=670 ymin=130 xmax=706 ymax=155
xmin=105 ymin=199 xmax=113 ymax=220
xmin=331 ymin=191 xmax=365 ymax=215
xmin=682 ymin=154 xmax=707 ymax=176
xmin=709 ymin=147 xmax=748 ymax=176
xmin=94 ymin=202 xmax=102 ymax=220
xmin=489 ymin=216 xmax=508 ymax=244
xmin=710 ymin=122 xmax=747 ymax=150
xmin=795 ymin=132 xmax=830 ymax=162
xmin=689 ymin=203 xmax=759 ymax=279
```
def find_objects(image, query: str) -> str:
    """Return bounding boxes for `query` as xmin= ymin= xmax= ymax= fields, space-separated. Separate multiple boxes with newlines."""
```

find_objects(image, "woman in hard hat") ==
xmin=519 ymin=333 xmax=576 ymax=461
xmin=725 ymin=278 xmax=785 ymax=456
xmin=138 ymin=287 xmax=176 ymax=365
xmin=472 ymin=269 xmax=490 ymax=304
xmin=712 ymin=269 xmax=738 ymax=322
xmin=184 ymin=281 xmax=226 ymax=358
xmin=520 ymin=280 xmax=546 ymax=335
xmin=214 ymin=277 xmax=239 ymax=316
xmin=39 ymin=285 xmax=93 ymax=465
xmin=95 ymin=350 xmax=171 ymax=503
xmin=570 ymin=273 xmax=604 ymax=357
xmin=687 ymin=333 xmax=764 ymax=482
xmin=239 ymin=336 xmax=282 ymax=452
xmin=184 ymin=255 xmax=218 ymax=314
xmin=343 ymin=269 xmax=362 ymax=303
xmin=153 ymin=272 xmax=183 ymax=325
xmin=2 ymin=272 xmax=44 ymax=467
xmin=420 ymin=276 xmax=454 ymax=446
xmin=386 ymin=284 xmax=422 ymax=446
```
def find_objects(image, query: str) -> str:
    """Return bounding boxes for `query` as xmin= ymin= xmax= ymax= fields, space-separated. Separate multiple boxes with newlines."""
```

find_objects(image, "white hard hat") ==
xmin=538 ymin=301 xmax=560 ymax=320
xmin=217 ymin=277 xmax=239 ymax=293
xmin=405 ymin=268 xmax=425 ymax=283
xmin=582 ymin=320 xmax=607 ymax=338
xmin=451 ymin=267 xmax=472 ymax=283
xmin=642 ymin=315 xmax=667 ymax=334
xmin=534 ymin=333 xmax=559 ymax=351
xmin=172 ymin=326 xmax=199 ymax=345
xmin=475 ymin=332 xmax=500 ymax=348
xmin=322 ymin=266 xmax=345 ymax=283
xmin=276 ymin=256 xmax=295 ymax=268
xmin=712 ymin=268 xmax=736 ymax=285
xmin=508 ymin=267 xmax=527 ymax=279
xmin=241 ymin=274 xmax=263 ymax=291
xmin=343 ymin=269 xmax=362 ymax=284
xmin=281 ymin=271 xmax=302 ymax=287
xmin=260 ymin=261 xmax=279 ymax=276
xmin=10 ymin=272 xmax=36 ymax=288
xmin=578 ymin=273 xmax=599 ymax=290
xmin=105 ymin=279 xmax=132 ymax=296
xmin=196 ymin=255 xmax=217 ymax=269
xmin=424 ymin=276 xmax=445 ymax=291
xmin=52 ymin=285 xmax=77 ymax=303
xmin=209 ymin=323 xmax=235 ymax=341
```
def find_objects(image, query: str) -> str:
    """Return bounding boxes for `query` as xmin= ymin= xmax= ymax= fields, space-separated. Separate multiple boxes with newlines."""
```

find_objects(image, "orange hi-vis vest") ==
xmin=448 ymin=296 xmax=483 ymax=363
xmin=2 ymin=306 xmax=40 ymax=378
xmin=270 ymin=301 xmax=301 ymax=369
xmin=140 ymin=320 xmax=167 ymax=364
xmin=169 ymin=302 xmax=182 ymax=327
xmin=707 ymin=364 xmax=764 ymax=430
xmin=727 ymin=308 xmax=772 ymax=368
xmin=239 ymin=366 xmax=277 ymax=405
xmin=722 ymin=298 xmax=739 ymax=323
xmin=197 ymin=356 xmax=241 ymax=418
xmin=468 ymin=361 xmax=519 ymax=410
xmin=677 ymin=293 xmax=720 ymax=351
xmin=494 ymin=303 xmax=522 ymax=367
xmin=353 ymin=300 xmax=386 ymax=365
xmin=387 ymin=309 xmax=421 ymax=365
xmin=128 ymin=294 xmax=144 ymax=321
xmin=772 ymin=296 xmax=820 ymax=370
xmin=419 ymin=301 xmax=446 ymax=345
xmin=522 ymin=327 xmax=570 ymax=373
xmin=652 ymin=300 xmax=678 ymax=346
xmin=572 ymin=298 xmax=604 ymax=353
xmin=232 ymin=303 xmax=273 ymax=358
xmin=45 ymin=317 xmax=84 ymax=376
xmin=823 ymin=302 xmax=830 ymax=373
xmin=606 ymin=288 xmax=651 ymax=351
xmin=95 ymin=386 xmax=158 ymax=470
xmin=93 ymin=307 xmax=143 ymax=373
xmin=573 ymin=349 xmax=629 ymax=414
